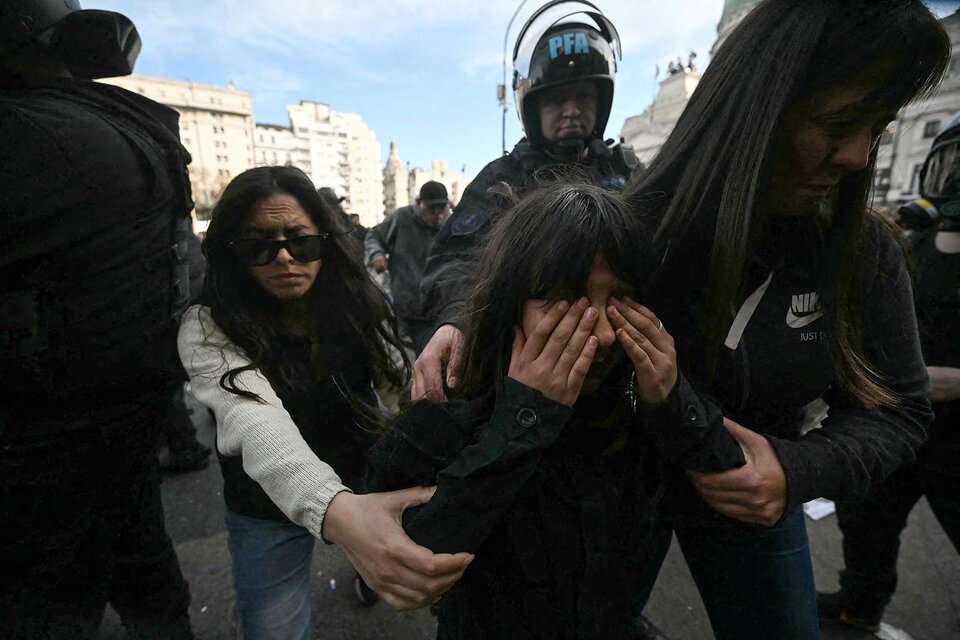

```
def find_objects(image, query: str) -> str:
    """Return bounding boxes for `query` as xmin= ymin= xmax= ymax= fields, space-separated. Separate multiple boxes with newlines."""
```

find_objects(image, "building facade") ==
xmin=620 ymin=66 xmax=701 ymax=166
xmin=255 ymin=101 xmax=384 ymax=227
xmin=98 ymin=75 xmax=256 ymax=225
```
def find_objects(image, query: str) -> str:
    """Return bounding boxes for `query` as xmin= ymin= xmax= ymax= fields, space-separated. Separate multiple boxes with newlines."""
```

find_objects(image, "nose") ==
xmin=592 ymin=305 xmax=617 ymax=350
xmin=561 ymin=97 xmax=582 ymax=117
xmin=275 ymin=246 xmax=295 ymax=263
xmin=832 ymin=126 xmax=874 ymax=173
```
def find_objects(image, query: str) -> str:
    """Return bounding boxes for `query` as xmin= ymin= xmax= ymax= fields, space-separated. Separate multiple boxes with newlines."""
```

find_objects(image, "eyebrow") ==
xmin=244 ymin=224 xmax=312 ymax=236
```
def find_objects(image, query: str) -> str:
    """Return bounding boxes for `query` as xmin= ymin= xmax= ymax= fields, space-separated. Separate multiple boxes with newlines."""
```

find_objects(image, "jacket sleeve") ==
xmin=364 ymin=212 xmax=393 ymax=264
xmin=637 ymin=371 xmax=746 ymax=473
xmin=419 ymin=166 xmax=503 ymax=329
xmin=374 ymin=378 xmax=573 ymax=554
xmin=768 ymin=224 xmax=933 ymax=513
xmin=177 ymin=305 xmax=349 ymax=539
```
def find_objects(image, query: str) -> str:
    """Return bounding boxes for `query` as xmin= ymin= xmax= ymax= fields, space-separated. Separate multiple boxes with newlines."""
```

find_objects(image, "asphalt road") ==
xmin=101 ymin=394 xmax=960 ymax=640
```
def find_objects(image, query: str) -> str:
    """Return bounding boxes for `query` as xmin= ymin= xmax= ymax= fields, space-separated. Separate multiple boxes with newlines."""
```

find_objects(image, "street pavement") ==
xmin=101 ymin=394 xmax=960 ymax=640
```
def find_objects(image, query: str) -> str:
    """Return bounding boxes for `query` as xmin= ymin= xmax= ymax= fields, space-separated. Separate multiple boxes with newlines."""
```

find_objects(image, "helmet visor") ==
xmin=513 ymin=0 xmax=621 ymax=79
xmin=921 ymin=140 xmax=960 ymax=202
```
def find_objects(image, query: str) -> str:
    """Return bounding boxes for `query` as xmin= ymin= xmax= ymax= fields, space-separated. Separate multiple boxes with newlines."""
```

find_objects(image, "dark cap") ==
xmin=418 ymin=181 xmax=449 ymax=206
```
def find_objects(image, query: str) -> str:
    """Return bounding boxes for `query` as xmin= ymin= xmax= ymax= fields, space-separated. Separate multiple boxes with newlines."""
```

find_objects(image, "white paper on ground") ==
xmin=803 ymin=498 xmax=836 ymax=520
xmin=875 ymin=622 xmax=915 ymax=640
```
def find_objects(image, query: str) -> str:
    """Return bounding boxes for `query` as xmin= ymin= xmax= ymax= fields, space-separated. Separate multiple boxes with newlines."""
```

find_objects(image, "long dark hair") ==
xmin=625 ymin=0 xmax=950 ymax=409
xmin=198 ymin=165 xmax=408 ymax=407
xmin=456 ymin=178 xmax=657 ymax=399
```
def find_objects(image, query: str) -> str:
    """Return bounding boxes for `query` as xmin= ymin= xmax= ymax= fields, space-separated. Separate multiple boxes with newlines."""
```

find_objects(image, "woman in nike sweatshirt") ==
xmin=622 ymin=1 xmax=951 ymax=638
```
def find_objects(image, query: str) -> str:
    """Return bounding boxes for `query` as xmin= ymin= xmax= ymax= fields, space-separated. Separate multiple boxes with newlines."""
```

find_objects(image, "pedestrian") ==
xmin=0 ymin=1 xmax=197 ymax=637
xmin=367 ymin=180 xmax=744 ymax=639
xmin=414 ymin=0 xmax=640 ymax=401
xmin=177 ymin=165 xmax=472 ymax=640
xmin=622 ymin=1 xmax=950 ymax=638
xmin=366 ymin=180 xmax=450 ymax=349
xmin=817 ymin=112 xmax=960 ymax=634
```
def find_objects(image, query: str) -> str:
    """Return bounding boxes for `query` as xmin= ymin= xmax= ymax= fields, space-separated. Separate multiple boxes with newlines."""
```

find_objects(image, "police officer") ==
xmin=413 ymin=0 xmax=640 ymax=401
xmin=0 ymin=2 xmax=196 ymax=637
xmin=817 ymin=113 xmax=960 ymax=634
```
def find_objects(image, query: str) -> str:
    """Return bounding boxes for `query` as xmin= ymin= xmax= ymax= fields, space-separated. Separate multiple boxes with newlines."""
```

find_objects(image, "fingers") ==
xmin=412 ymin=351 xmax=446 ymax=403
xmin=567 ymin=335 xmax=598 ymax=391
xmin=412 ymin=326 xmax=463 ymax=403
xmin=555 ymin=301 xmax=599 ymax=368
xmin=392 ymin=485 xmax=438 ymax=511
xmin=541 ymin=297 xmax=591 ymax=358
xmin=522 ymin=300 xmax=570 ymax=359
xmin=365 ymin=543 xmax=473 ymax=610
xmin=445 ymin=328 xmax=464 ymax=389
xmin=612 ymin=298 xmax=673 ymax=351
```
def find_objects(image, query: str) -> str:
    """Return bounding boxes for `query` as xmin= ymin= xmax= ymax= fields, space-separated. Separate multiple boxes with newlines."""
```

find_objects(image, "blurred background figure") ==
xmin=0 ymin=1 xmax=197 ymax=637
xmin=366 ymin=180 xmax=449 ymax=350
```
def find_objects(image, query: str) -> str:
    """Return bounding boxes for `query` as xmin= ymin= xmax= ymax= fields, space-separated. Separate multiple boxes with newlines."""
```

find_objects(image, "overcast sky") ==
xmin=96 ymin=1 xmax=957 ymax=185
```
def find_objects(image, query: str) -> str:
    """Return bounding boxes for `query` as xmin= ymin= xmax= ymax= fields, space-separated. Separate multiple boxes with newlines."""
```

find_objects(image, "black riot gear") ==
xmin=920 ymin=111 xmax=960 ymax=219
xmin=512 ymin=0 xmax=620 ymax=153
xmin=0 ymin=0 xmax=140 ymax=78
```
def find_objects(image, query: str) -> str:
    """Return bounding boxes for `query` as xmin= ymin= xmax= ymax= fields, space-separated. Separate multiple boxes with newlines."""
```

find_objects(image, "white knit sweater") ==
xmin=177 ymin=305 xmax=349 ymax=539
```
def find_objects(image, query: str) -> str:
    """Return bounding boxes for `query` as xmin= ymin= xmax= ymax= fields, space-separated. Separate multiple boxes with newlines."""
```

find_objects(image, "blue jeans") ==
xmin=675 ymin=507 xmax=818 ymax=640
xmin=225 ymin=509 xmax=315 ymax=640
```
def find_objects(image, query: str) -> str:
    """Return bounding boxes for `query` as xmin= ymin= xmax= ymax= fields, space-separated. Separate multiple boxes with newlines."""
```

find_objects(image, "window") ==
xmin=923 ymin=120 xmax=941 ymax=138
xmin=298 ymin=127 xmax=308 ymax=134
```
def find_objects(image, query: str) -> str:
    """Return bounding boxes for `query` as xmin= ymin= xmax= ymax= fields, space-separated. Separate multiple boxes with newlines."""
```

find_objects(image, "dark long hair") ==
xmin=456 ymin=178 xmax=657 ymax=399
xmin=625 ymin=0 xmax=950 ymax=408
xmin=198 ymin=165 xmax=408 ymax=409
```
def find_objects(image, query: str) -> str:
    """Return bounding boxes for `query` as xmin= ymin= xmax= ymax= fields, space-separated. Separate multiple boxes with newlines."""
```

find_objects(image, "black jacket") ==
xmin=0 ymin=71 xmax=193 ymax=438
xmin=419 ymin=138 xmax=638 ymax=333
xmin=652 ymin=217 xmax=933 ymax=528
xmin=366 ymin=369 xmax=742 ymax=640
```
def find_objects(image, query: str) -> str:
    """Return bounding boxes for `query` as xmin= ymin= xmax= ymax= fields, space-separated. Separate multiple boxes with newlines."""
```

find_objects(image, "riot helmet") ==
xmin=0 ymin=0 xmax=141 ymax=79
xmin=512 ymin=0 xmax=620 ymax=153
xmin=920 ymin=112 xmax=960 ymax=218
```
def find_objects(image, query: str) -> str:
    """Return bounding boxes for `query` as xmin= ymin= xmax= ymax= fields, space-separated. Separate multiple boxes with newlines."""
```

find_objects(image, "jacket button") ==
xmin=516 ymin=407 xmax=538 ymax=429
xmin=684 ymin=404 xmax=699 ymax=425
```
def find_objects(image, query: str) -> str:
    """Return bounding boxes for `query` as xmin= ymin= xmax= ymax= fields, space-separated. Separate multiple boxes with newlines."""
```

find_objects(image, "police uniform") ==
xmin=419 ymin=136 xmax=637 ymax=334
xmin=0 ymin=70 xmax=195 ymax=639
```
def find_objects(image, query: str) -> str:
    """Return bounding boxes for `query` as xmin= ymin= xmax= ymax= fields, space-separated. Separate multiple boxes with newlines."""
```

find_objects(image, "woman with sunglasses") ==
xmin=177 ymin=166 xmax=472 ymax=639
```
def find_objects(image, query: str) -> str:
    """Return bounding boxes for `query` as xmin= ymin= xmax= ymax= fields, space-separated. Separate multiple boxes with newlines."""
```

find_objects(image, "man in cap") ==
xmin=366 ymin=180 xmax=450 ymax=348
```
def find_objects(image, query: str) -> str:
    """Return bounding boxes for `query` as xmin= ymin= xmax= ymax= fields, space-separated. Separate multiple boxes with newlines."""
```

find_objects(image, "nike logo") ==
xmin=786 ymin=292 xmax=823 ymax=328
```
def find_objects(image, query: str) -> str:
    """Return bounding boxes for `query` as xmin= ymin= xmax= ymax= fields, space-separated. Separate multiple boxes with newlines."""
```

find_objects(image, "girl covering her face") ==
xmin=367 ymin=179 xmax=743 ymax=639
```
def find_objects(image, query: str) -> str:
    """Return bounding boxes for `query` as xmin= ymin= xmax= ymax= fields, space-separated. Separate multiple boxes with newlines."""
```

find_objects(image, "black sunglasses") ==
xmin=229 ymin=234 xmax=330 ymax=266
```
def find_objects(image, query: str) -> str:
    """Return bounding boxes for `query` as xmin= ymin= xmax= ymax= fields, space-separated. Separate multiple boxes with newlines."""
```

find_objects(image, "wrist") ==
xmin=320 ymin=489 xmax=355 ymax=544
